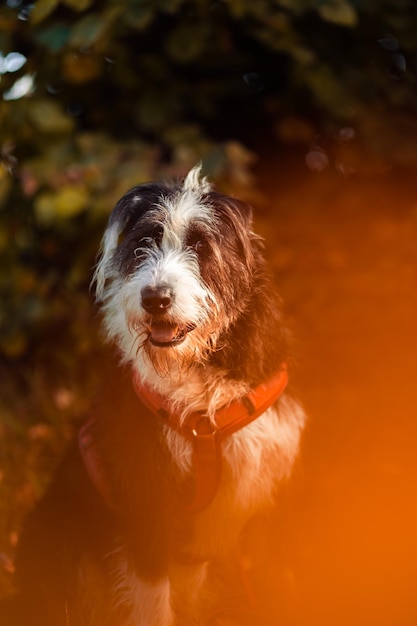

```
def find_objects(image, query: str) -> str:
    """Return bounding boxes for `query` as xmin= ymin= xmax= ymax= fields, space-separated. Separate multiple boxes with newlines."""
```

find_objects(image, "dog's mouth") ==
xmin=148 ymin=321 xmax=196 ymax=347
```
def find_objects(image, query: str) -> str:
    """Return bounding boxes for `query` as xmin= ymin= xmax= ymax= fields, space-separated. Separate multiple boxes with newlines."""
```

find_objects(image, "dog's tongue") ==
xmin=150 ymin=323 xmax=179 ymax=343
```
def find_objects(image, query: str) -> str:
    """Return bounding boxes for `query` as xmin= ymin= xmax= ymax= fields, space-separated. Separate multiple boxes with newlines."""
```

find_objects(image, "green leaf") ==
xmin=226 ymin=0 xmax=252 ymax=18
xmin=155 ymin=0 xmax=185 ymax=13
xmin=165 ymin=22 xmax=210 ymax=63
xmin=34 ymin=186 xmax=89 ymax=224
xmin=63 ymin=0 xmax=94 ymax=11
xmin=30 ymin=0 xmax=60 ymax=25
xmin=54 ymin=185 xmax=89 ymax=219
xmin=69 ymin=9 xmax=120 ymax=48
xmin=123 ymin=0 xmax=155 ymax=30
xmin=28 ymin=100 xmax=75 ymax=134
xmin=305 ymin=66 xmax=354 ymax=114
xmin=137 ymin=91 xmax=182 ymax=130
xmin=35 ymin=24 xmax=71 ymax=52
xmin=33 ymin=191 xmax=56 ymax=225
xmin=69 ymin=14 xmax=107 ymax=47
xmin=317 ymin=0 xmax=358 ymax=27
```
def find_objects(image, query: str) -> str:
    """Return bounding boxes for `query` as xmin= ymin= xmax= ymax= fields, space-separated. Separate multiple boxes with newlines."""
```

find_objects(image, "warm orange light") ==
xmin=246 ymin=161 xmax=417 ymax=626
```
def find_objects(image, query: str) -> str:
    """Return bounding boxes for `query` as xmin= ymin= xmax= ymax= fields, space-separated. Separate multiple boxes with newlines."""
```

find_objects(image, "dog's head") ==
xmin=94 ymin=165 xmax=263 ymax=378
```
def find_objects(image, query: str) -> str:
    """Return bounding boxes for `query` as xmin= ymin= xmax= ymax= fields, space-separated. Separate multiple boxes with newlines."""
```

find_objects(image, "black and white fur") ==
xmin=8 ymin=166 xmax=305 ymax=626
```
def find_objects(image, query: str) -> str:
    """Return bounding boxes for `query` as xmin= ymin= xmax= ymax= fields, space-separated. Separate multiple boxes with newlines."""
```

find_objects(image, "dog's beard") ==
xmin=129 ymin=317 xmax=221 ymax=378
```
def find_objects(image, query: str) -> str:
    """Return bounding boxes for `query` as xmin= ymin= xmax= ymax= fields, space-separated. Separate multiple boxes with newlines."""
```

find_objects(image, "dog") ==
xmin=7 ymin=165 xmax=305 ymax=626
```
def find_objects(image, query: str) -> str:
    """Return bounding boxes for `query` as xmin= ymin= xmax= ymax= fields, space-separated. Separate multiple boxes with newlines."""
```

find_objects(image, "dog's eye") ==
xmin=138 ymin=226 xmax=163 ymax=248
xmin=193 ymin=240 xmax=207 ymax=254
xmin=151 ymin=225 xmax=163 ymax=246
xmin=186 ymin=228 xmax=210 ymax=257
xmin=187 ymin=237 xmax=208 ymax=257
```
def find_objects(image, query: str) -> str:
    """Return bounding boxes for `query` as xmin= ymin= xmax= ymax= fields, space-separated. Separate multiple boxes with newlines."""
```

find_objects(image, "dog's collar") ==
xmin=132 ymin=366 xmax=288 ymax=515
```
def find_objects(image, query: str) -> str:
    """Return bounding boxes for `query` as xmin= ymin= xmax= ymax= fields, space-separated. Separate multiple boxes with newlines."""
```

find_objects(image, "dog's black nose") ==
xmin=141 ymin=286 xmax=173 ymax=314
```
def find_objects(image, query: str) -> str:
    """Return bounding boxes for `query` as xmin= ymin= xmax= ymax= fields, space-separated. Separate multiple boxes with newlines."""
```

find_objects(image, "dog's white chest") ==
xmin=163 ymin=395 xmax=305 ymax=555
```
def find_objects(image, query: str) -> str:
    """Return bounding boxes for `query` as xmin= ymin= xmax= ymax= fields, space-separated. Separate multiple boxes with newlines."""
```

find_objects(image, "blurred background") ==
xmin=0 ymin=1 xmax=416 ymax=624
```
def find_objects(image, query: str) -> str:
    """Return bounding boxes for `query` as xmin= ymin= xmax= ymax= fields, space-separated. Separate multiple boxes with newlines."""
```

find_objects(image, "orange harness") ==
xmin=132 ymin=366 xmax=288 ymax=515
xmin=79 ymin=366 xmax=288 ymax=516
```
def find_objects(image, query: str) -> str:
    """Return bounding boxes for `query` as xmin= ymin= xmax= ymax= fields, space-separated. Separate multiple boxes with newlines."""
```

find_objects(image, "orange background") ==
xmin=249 ymin=161 xmax=417 ymax=626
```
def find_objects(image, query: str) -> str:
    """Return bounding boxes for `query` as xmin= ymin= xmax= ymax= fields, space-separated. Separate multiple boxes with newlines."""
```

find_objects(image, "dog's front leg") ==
xmin=128 ymin=577 xmax=173 ymax=626
xmin=111 ymin=552 xmax=209 ymax=626
xmin=111 ymin=553 xmax=174 ymax=626
xmin=169 ymin=560 xmax=209 ymax=624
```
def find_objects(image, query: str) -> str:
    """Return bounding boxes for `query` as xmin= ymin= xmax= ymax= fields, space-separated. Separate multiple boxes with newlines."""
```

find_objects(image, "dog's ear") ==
xmin=210 ymin=193 xmax=261 ymax=271
xmin=92 ymin=187 xmax=153 ymax=301
xmin=107 ymin=185 xmax=155 ymax=235
xmin=225 ymin=198 xmax=259 ymax=269
xmin=92 ymin=220 xmax=121 ymax=301
xmin=207 ymin=191 xmax=253 ymax=230
xmin=223 ymin=197 xmax=253 ymax=229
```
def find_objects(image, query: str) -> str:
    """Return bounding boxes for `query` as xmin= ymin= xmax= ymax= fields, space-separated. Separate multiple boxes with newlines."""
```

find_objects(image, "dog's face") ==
xmin=94 ymin=166 xmax=261 ymax=376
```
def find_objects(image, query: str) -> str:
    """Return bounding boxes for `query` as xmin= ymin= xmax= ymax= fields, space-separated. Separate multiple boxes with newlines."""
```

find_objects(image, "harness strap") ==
xmin=79 ymin=367 xmax=288 ymax=516
xmin=132 ymin=366 xmax=288 ymax=514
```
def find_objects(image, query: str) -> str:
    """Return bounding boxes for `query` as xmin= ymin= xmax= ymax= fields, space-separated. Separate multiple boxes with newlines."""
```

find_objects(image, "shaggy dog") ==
xmin=7 ymin=166 xmax=305 ymax=626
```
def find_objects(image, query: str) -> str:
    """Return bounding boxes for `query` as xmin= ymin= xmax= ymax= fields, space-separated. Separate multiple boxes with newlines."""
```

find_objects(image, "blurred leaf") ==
xmin=165 ymin=22 xmax=210 ymax=63
xmin=62 ymin=52 xmax=102 ymax=83
xmin=224 ymin=141 xmax=257 ymax=168
xmin=137 ymin=90 xmax=182 ymax=129
xmin=54 ymin=185 xmax=89 ymax=218
xmin=163 ymin=124 xmax=210 ymax=147
xmin=69 ymin=13 xmax=107 ymax=47
xmin=34 ymin=185 xmax=89 ymax=224
xmin=69 ymin=9 xmax=120 ymax=48
xmin=276 ymin=116 xmax=315 ymax=143
xmin=30 ymin=0 xmax=60 ymax=25
xmin=0 ymin=332 xmax=27 ymax=359
xmin=35 ymin=24 xmax=71 ymax=52
xmin=28 ymin=100 xmax=75 ymax=134
xmin=155 ymin=0 xmax=185 ymax=12
xmin=33 ymin=192 xmax=56 ymax=225
xmin=317 ymin=0 xmax=357 ymax=26
xmin=123 ymin=0 xmax=155 ymax=30
xmin=264 ymin=0 xmax=305 ymax=14
xmin=227 ymin=0 xmax=252 ymax=18
xmin=63 ymin=0 xmax=94 ymax=11
xmin=305 ymin=66 xmax=354 ymax=114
